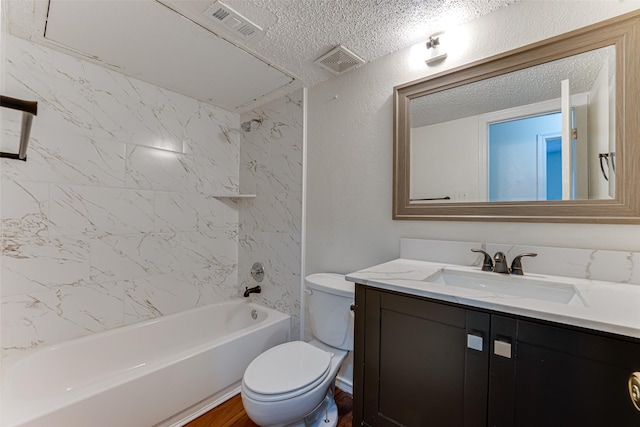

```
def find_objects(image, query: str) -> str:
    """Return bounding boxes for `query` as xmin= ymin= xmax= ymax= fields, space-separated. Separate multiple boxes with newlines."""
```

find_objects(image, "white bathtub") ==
xmin=1 ymin=299 xmax=290 ymax=427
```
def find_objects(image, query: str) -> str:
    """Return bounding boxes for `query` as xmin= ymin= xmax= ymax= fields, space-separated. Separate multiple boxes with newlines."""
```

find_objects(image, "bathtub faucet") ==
xmin=243 ymin=286 xmax=262 ymax=297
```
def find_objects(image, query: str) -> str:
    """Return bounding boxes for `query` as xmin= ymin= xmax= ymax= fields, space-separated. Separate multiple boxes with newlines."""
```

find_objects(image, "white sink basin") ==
xmin=424 ymin=269 xmax=587 ymax=307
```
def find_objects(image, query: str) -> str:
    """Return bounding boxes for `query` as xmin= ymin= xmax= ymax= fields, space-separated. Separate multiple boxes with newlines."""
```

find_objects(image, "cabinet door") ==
xmin=487 ymin=315 xmax=518 ymax=427
xmin=356 ymin=287 xmax=490 ymax=427
xmin=489 ymin=318 xmax=640 ymax=427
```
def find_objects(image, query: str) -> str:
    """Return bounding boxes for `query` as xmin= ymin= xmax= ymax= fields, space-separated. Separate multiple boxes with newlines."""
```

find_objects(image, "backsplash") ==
xmin=238 ymin=91 xmax=304 ymax=339
xmin=401 ymin=238 xmax=640 ymax=285
xmin=1 ymin=35 xmax=241 ymax=359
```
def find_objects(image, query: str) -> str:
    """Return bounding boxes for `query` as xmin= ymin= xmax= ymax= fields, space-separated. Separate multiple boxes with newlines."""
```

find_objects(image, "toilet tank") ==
xmin=306 ymin=273 xmax=354 ymax=351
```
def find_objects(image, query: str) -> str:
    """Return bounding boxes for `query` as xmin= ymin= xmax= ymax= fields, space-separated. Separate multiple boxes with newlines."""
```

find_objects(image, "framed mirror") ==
xmin=393 ymin=11 xmax=640 ymax=223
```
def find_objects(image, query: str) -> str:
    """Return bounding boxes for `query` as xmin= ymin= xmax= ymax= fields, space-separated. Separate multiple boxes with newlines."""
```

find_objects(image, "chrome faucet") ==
xmin=243 ymin=285 xmax=261 ymax=297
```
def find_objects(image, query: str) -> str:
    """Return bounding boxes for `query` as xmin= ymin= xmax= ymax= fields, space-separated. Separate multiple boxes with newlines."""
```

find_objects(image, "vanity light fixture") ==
xmin=425 ymin=33 xmax=447 ymax=65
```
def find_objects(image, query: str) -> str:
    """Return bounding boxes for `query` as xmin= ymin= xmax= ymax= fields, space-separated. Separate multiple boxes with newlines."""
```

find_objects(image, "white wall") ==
xmin=411 ymin=116 xmax=479 ymax=202
xmin=588 ymin=59 xmax=613 ymax=199
xmin=306 ymin=1 xmax=640 ymax=278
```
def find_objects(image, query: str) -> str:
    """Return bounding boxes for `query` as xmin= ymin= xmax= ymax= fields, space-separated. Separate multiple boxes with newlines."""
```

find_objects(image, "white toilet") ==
xmin=241 ymin=273 xmax=354 ymax=427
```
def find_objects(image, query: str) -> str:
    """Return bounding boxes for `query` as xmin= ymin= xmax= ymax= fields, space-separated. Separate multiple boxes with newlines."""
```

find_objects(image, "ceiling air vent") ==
xmin=314 ymin=45 xmax=365 ymax=75
xmin=204 ymin=1 xmax=263 ymax=40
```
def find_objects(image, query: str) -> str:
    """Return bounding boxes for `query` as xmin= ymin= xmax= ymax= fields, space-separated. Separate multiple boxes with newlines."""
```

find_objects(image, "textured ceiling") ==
xmin=219 ymin=0 xmax=517 ymax=86
xmin=4 ymin=0 xmax=517 ymax=112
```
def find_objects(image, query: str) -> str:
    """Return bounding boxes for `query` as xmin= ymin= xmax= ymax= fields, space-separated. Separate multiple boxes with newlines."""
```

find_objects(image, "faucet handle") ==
xmin=471 ymin=249 xmax=493 ymax=271
xmin=510 ymin=253 xmax=538 ymax=275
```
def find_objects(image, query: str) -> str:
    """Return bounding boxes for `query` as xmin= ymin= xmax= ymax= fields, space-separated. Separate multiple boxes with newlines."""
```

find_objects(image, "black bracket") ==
xmin=1 ymin=95 xmax=38 ymax=161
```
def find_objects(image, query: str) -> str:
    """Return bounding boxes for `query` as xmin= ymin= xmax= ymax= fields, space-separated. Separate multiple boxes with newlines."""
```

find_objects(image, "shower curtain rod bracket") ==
xmin=0 ymin=95 xmax=38 ymax=161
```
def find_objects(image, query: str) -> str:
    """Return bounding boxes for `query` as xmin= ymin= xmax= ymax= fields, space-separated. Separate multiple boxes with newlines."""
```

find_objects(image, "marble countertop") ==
xmin=346 ymin=258 xmax=640 ymax=340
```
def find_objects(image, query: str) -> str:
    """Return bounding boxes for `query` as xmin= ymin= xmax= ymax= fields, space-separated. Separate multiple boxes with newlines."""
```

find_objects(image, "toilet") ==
xmin=241 ymin=273 xmax=354 ymax=427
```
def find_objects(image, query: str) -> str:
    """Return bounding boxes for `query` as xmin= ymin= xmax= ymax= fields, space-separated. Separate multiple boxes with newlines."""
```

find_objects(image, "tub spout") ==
xmin=243 ymin=286 xmax=261 ymax=297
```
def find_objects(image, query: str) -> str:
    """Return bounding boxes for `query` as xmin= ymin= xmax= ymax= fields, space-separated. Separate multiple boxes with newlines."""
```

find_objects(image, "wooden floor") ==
xmin=185 ymin=388 xmax=353 ymax=427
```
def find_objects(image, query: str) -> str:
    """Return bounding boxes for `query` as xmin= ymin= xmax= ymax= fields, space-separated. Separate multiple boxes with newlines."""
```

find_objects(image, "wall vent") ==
xmin=314 ymin=45 xmax=365 ymax=75
xmin=204 ymin=1 xmax=263 ymax=40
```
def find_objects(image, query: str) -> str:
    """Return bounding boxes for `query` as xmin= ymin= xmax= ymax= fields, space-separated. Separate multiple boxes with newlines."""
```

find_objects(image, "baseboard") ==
xmin=336 ymin=374 xmax=353 ymax=395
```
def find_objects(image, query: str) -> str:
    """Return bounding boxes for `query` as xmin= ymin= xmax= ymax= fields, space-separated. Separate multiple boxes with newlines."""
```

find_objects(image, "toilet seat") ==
xmin=243 ymin=341 xmax=333 ymax=402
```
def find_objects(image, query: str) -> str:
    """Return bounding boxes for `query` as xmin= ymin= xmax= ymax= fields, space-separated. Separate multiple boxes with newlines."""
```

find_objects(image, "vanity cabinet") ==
xmin=353 ymin=284 xmax=640 ymax=427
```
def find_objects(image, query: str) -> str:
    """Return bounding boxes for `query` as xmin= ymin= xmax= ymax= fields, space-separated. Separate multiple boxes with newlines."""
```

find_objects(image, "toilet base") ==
xmin=283 ymin=388 xmax=338 ymax=427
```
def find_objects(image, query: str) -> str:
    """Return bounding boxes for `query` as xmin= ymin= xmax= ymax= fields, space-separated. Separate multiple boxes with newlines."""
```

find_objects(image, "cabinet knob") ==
xmin=494 ymin=340 xmax=512 ymax=358
xmin=467 ymin=334 xmax=484 ymax=352
xmin=629 ymin=372 xmax=640 ymax=411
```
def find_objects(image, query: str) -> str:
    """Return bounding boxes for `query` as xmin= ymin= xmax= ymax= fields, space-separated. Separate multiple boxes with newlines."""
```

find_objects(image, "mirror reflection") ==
xmin=409 ymin=45 xmax=615 ymax=203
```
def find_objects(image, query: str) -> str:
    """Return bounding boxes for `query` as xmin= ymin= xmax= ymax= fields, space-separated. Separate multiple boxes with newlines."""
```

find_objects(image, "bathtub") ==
xmin=1 ymin=299 xmax=290 ymax=427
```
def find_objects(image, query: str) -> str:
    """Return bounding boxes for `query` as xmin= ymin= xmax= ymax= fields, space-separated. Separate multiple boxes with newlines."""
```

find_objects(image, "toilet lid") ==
xmin=243 ymin=341 xmax=332 ymax=396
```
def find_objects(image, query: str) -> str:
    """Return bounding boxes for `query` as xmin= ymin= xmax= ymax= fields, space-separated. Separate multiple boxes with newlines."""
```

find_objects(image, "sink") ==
xmin=424 ymin=269 xmax=586 ymax=307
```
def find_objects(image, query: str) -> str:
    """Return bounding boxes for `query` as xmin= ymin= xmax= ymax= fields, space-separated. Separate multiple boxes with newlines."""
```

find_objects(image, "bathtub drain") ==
xmin=251 ymin=309 xmax=258 ymax=320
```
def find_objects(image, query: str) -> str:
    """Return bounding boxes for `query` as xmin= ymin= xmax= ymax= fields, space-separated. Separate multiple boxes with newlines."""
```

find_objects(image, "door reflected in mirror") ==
xmin=409 ymin=45 xmax=615 ymax=203
xmin=489 ymin=112 xmax=563 ymax=202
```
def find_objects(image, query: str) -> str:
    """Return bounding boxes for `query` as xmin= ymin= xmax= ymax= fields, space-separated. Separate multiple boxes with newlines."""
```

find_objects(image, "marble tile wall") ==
xmin=1 ymin=35 xmax=242 ymax=359
xmin=239 ymin=91 xmax=303 ymax=339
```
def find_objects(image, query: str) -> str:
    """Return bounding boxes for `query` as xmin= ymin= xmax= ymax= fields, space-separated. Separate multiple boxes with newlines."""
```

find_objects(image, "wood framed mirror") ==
xmin=393 ymin=11 xmax=640 ymax=223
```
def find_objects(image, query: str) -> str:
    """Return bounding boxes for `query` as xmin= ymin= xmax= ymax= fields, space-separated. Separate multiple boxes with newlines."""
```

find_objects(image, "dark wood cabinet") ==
xmin=354 ymin=284 xmax=640 ymax=427
xmin=508 ymin=318 xmax=640 ymax=426
xmin=355 ymin=287 xmax=490 ymax=427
